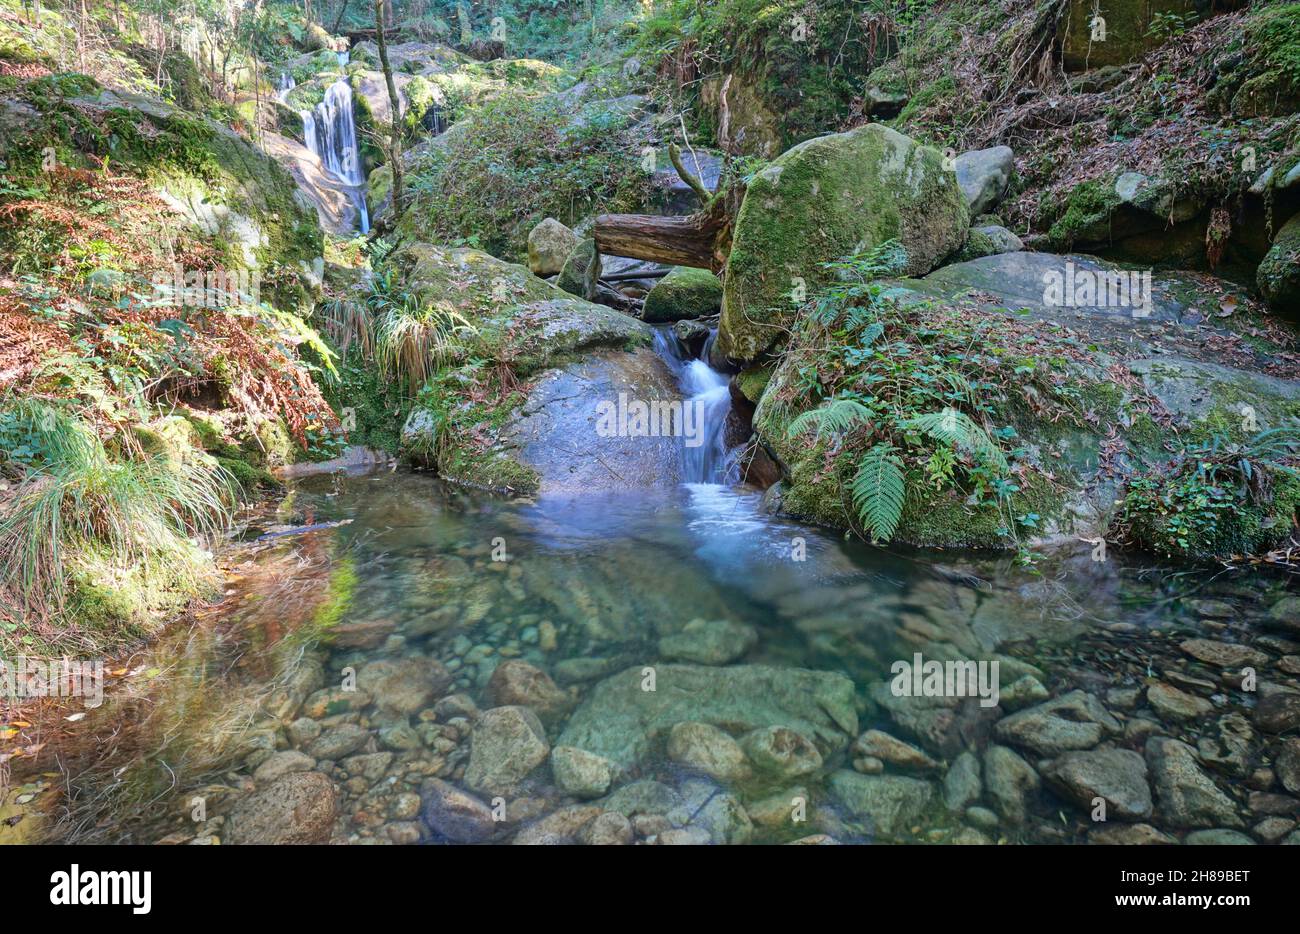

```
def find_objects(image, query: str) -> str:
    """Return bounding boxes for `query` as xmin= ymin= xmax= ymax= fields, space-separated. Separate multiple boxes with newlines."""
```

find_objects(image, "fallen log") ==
xmin=593 ymin=143 xmax=742 ymax=274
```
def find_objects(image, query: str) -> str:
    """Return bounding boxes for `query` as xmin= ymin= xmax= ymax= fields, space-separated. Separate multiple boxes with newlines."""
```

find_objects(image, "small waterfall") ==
xmin=653 ymin=327 xmax=738 ymax=485
xmin=276 ymin=72 xmax=295 ymax=104
xmin=300 ymin=77 xmax=369 ymax=234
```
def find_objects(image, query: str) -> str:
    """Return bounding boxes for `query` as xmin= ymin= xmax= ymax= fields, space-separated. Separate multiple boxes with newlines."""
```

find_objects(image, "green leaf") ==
xmin=786 ymin=397 xmax=873 ymax=442
xmin=851 ymin=444 xmax=906 ymax=542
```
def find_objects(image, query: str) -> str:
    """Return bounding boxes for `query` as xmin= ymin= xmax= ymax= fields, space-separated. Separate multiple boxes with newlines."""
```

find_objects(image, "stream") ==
xmin=7 ymin=325 xmax=1297 ymax=846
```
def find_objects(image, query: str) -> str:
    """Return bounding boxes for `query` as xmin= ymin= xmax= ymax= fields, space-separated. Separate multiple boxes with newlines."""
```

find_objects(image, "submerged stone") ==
xmin=556 ymin=664 xmax=858 ymax=773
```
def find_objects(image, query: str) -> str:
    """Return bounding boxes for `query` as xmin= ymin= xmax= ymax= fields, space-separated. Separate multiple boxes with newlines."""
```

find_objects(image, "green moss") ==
xmin=1229 ymin=2 xmax=1300 ymax=117
xmin=720 ymin=123 xmax=968 ymax=361
xmin=736 ymin=364 xmax=774 ymax=404
xmin=215 ymin=455 xmax=279 ymax=493
xmin=310 ymin=556 xmax=358 ymax=631
xmin=1046 ymin=178 xmax=1120 ymax=250
xmin=642 ymin=266 xmax=723 ymax=323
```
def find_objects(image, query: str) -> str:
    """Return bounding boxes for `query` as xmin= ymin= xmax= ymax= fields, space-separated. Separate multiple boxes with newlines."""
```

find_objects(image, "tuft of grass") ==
xmin=0 ymin=399 xmax=234 ymax=631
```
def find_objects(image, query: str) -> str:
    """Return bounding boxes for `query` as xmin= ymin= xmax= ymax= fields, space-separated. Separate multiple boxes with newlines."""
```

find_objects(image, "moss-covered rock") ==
xmin=1258 ymin=213 xmax=1300 ymax=316
xmin=642 ymin=266 xmax=723 ymax=323
xmin=748 ymin=251 xmax=1300 ymax=555
xmin=719 ymin=124 xmax=968 ymax=362
xmin=388 ymin=242 xmax=680 ymax=494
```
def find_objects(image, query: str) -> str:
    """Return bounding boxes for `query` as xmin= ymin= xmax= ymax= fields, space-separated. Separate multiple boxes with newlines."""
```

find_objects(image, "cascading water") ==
xmin=276 ymin=72 xmax=295 ymax=104
xmin=653 ymin=327 xmax=739 ymax=485
xmin=299 ymin=51 xmax=369 ymax=234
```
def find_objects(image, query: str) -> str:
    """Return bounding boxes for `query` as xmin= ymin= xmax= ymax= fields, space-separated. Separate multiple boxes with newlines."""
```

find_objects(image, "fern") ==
xmin=907 ymin=408 xmax=1006 ymax=470
xmin=786 ymin=397 xmax=873 ymax=442
xmin=851 ymin=444 xmax=906 ymax=541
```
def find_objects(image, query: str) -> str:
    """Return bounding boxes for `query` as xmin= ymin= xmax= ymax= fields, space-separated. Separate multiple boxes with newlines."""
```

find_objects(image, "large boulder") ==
xmin=642 ymin=266 xmax=723 ymax=323
xmin=390 ymin=243 xmax=684 ymax=495
xmin=954 ymin=146 xmax=1014 ymax=216
xmin=556 ymin=664 xmax=858 ymax=774
xmin=719 ymin=124 xmax=968 ymax=362
xmin=1258 ymin=213 xmax=1300 ymax=316
xmin=751 ymin=251 xmax=1300 ymax=552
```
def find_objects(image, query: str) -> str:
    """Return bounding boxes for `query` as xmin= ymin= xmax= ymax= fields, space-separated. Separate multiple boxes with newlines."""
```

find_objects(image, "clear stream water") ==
xmin=8 ymin=327 xmax=1297 ymax=846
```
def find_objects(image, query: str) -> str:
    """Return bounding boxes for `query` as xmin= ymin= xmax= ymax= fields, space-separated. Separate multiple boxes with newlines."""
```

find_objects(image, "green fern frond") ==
xmin=907 ymin=408 xmax=1006 ymax=470
xmin=851 ymin=443 xmax=906 ymax=542
xmin=786 ymin=397 xmax=873 ymax=441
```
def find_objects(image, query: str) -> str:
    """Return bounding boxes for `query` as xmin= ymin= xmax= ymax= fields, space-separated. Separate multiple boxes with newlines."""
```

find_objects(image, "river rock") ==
xmin=556 ymin=664 xmax=858 ymax=772
xmin=512 ymin=805 xmax=602 ymax=845
xmin=306 ymin=723 xmax=369 ymax=760
xmin=690 ymin=792 xmax=753 ymax=845
xmin=599 ymin=780 xmax=682 ymax=818
xmin=1179 ymin=638 xmax=1269 ymax=669
xmin=994 ymin=690 xmax=1119 ymax=756
xmin=1277 ymin=738 xmax=1300 ymax=795
xmin=420 ymin=778 xmax=496 ymax=843
xmin=740 ymin=726 xmax=823 ymax=779
xmin=747 ymin=786 xmax=810 ymax=831
xmin=1147 ymin=682 xmax=1213 ymax=721
xmin=1147 ymin=737 xmax=1242 ymax=829
xmin=954 ymin=146 xmax=1014 ymax=216
xmin=984 ymin=744 xmax=1040 ymax=825
xmin=719 ymin=123 xmax=968 ymax=362
xmin=253 ymin=750 xmax=317 ymax=785
xmin=667 ymin=722 xmax=752 ymax=783
xmin=642 ymin=266 xmax=723 ymax=323
xmin=358 ymin=657 xmax=452 ymax=716
xmin=1089 ymin=823 xmax=1177 ymax=845
xmin=851 ymin=729 xmax=939 ymax=772
xmin=1042 ymin=748 xmax=1153 ymax=820
xmin=1184 ymin=829 xmax=1256 ymax=845
xmin=1253 ymin=691 xmax=1300 ymax=733
xmin=302 ymin=687 xmax=371 ymax=719
xmin=550 ymin=745 xmax=615 ymax=799
xmin=657 ymin=618 xmax=757 ymax=665
xmin=228 ymin=771 xmax=339 ymax=845
xmin=527 ymin=217 xmax=578 ymax=276
xmin=580 ymin=810 xmax=634 ymax=845
xmin=486 ymin=660 xmax=570 ymax=723
xmin=943 ymin=751 xmax=983 ymax=812
xmin=463 ymin=706 xmax=551 ymax=796
xmin=827 ymin=770 xmax=933 ymax=838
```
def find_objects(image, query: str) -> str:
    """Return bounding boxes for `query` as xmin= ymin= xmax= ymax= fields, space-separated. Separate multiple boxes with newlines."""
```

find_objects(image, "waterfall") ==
xmin=276 ymin=72 xmax=295 ymax=104
xmin=653 ymin=327 xmax=739 ymax=485
xmin=299 ymin=77 xmax=369 ymax=234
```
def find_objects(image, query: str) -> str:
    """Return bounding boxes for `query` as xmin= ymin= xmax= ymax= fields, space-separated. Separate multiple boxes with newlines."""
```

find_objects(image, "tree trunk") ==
xmin=375 ymin=0 xmax=405 ymax=221
xmin=593 ymin=187 xmax=741 ymax=274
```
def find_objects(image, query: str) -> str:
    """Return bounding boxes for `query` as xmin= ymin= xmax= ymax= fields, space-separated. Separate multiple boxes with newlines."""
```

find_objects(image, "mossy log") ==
xmin=593 ymin=143 xmax=742 ymax=273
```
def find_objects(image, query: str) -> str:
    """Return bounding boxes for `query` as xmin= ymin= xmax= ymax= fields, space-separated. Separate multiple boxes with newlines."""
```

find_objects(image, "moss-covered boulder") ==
xmin=718 ymin=124 xmax=968 ymax=362
xmin=389 ymin=243 xmax=682 ymax=494
xmin=642 ymin=266 xmax=723 ymax=323
xmin=750 ymin=251 xmax=1300 ymax=555
xmin=1258 ymin=213 xmax=1300 ymax=316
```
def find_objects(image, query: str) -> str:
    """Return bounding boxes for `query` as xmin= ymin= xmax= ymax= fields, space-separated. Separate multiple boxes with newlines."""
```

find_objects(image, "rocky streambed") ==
xmin=6 ymin=471 xmax=1299 ymax=846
